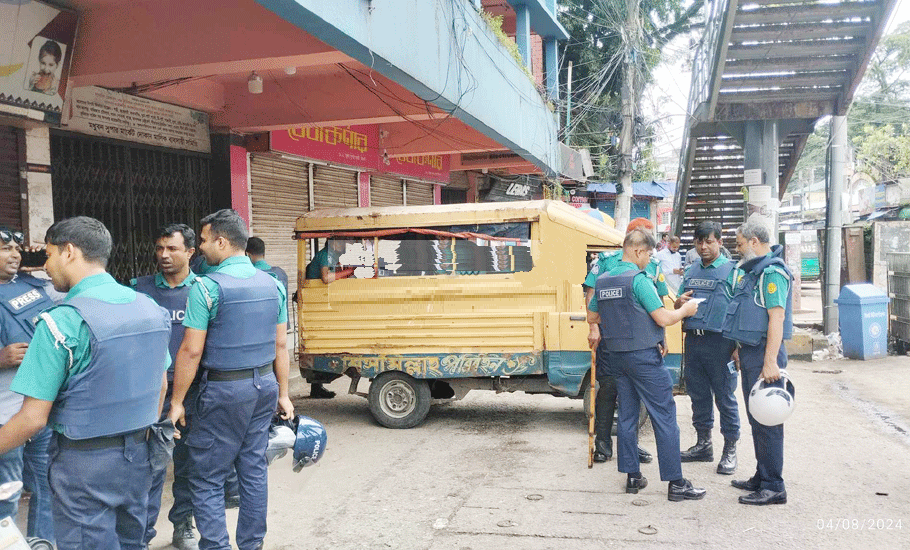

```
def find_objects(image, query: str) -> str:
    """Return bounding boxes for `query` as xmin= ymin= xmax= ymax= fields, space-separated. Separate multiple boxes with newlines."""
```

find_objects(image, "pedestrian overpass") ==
xmin=672 ymin=0 xmax=901 ymax=246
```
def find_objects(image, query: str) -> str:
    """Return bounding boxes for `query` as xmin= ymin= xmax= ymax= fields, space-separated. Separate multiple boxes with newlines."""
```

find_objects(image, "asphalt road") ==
xmin=144 ymin=352 xmax=910 ymax=550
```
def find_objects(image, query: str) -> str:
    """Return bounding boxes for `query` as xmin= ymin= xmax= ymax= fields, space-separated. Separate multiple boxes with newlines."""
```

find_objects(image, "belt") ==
xmin=58 ymin=428 xmax=147 ymax=451
xmin=205 ymin=364 xmax=272 ymax=382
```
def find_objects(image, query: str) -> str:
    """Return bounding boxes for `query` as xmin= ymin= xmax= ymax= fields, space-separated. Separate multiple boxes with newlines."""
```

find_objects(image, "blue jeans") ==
xmin=23 ymin=426 xmax=54 ymax=541
xmin=0 ymin=427 xmax=23 ymax=521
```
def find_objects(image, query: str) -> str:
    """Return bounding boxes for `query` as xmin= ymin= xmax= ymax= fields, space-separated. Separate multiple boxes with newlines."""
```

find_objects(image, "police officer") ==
xmin=583 ymin=218 xmax=664 ymax=464
xmin=0 ymin=216 xmax=171 ymax=549
xmin=723 ymin=219 xmax=792 ymax=506
xmin=246 ymin=237 xmax=289 ymax=293
xmin=674 ymin=221 xmax=740 ymax=474
xmin=302 ymin=238 xmax=355 ymax=399
xmin=0 ymin=227 xmax=55 ymax=542
xmin=133 ymin=224 xmax=200 ymax=550
xmin=587 ymin=229 xmax=705 ymax=501
xmin=169 ymin=209 xmax=294 ymax=550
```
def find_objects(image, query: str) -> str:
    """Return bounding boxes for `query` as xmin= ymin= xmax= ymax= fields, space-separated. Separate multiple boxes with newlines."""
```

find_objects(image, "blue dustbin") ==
xmin=835 ymin=284 xmax=890 ymax=360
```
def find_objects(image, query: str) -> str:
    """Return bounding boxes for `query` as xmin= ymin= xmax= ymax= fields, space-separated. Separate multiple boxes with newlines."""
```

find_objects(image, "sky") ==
xmin=644 ymin=0 xmax=910 ymax=178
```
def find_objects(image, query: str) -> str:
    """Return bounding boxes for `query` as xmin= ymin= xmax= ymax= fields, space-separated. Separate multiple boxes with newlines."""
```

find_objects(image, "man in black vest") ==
xmin=674 ymin=221 xmax=740 ymax=474
xmin=169 ymin=210 xmax=293 ymax=550
xmin=133 ymin=223 xmax=200 ymax=550
xmin=587 ymin=230 xmax=705 ymax=501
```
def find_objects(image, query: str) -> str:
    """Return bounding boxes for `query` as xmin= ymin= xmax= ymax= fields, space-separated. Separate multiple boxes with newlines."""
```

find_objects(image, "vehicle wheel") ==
xmin=368 ymin=371 xmax=431 ymax=429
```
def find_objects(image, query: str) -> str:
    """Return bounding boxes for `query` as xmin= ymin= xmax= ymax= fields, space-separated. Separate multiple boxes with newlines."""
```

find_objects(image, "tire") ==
xmin=368 ymin=371 xmax=432 ymax=429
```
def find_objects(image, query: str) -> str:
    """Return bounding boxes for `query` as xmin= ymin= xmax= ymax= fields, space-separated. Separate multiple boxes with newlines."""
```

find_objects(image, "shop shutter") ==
xmin=0 ymin=127 xmax=21 ymax=230
xmin=249 ymin=154 xmax=309 ymax=298
xmin=370 ymin=174 xmax=403 ymax=207
xmin=405 ymin=180 xmax=434 ymax=206
xmin=312 ymin=165 xmax=358 ymax=208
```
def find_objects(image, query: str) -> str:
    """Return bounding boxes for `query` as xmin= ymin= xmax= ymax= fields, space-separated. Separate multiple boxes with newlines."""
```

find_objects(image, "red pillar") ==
xmin=229 ymin=144 xmax=250 ymax=225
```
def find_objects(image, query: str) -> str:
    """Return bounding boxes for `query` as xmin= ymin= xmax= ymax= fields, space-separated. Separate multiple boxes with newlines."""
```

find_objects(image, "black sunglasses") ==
xmin=0 ymin=230 xmax=24 ymax=245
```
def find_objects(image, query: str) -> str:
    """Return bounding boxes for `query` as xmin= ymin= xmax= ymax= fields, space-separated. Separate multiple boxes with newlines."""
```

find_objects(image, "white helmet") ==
xmin=749 ymin=370 xmax=795 ymax=426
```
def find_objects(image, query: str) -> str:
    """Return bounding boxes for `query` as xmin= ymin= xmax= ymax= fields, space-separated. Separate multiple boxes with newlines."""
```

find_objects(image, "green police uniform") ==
xmin=585 ymin=250 xmax=668 ymax=297
xmin=588 ymin=261 xmax=664 ymax=314
xmin=183 ymin=256 xmax=287 ymax=330
xmin=11 ymin=273 xmax=170 ymax=408
xmin=305 ymin=245 xmax=338 ymax=281
xmin=130 ymin=271 xmax=197 ymax=291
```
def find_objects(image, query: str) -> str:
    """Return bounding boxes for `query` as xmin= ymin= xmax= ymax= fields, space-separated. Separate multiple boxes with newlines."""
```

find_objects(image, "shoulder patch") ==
xmin=657 ymin=273 xmax=665 ymax=282
xmin=767 ymin=282 xmax=777 ymax=295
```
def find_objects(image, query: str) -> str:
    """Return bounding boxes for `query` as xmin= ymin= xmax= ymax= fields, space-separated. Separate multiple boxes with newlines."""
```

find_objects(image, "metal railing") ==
xmin=671 ymin=0 xmax=735 ymax=235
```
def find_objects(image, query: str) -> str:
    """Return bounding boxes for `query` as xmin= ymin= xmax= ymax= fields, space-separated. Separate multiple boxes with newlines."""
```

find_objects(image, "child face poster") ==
xmin=0 ymin=0 xmax=78 ymax=123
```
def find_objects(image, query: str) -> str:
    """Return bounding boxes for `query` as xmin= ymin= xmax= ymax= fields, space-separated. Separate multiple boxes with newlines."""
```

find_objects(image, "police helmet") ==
xmin=293 ymin=416 xmax=327 ymax=472
xmin=749 ymin=370 xmax=795 ymax=426
xmin=265 ymin=419 xmax=297 ymax=466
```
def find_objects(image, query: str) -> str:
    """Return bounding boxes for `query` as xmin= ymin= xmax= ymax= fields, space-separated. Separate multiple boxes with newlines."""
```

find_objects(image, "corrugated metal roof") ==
xmin=586 ymin=181 xmax=675 ymax=199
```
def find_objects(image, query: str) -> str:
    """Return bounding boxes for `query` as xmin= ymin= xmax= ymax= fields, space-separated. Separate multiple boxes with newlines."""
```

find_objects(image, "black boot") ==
xmin=680 ymin=429 xmax=713 ymax=462
xmin=593 ymin=438 xmax=612 ymax=463
xmin=716 ymin=438 xmax=737 ymax=475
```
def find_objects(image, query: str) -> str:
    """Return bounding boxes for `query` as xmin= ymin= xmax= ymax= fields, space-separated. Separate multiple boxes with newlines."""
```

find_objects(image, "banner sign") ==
xmin=387 ymin=154 xmax=450 ymax=183
xmin=271 ymin=125 xmax=380 ymax=170
xmin=481 ymin=176 xmax=543 ymax=202
xmin=271 ymin=126 xmax=450 ymax=182
xmin=0 ymin=0 xmax=79 ymax=123
xmin=64 ymin=86 xmax=211 ymax=153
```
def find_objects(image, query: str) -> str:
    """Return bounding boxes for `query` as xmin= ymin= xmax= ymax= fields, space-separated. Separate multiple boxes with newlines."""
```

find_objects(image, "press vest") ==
xmin=201 ymin=270 xmax=279 ymax=370
xmin=48 ymin=295 xmax=171 ymax=439
xmin=0 ymin=274 xmax=55 ymax=345
xmin=135 ymin=275 xmax=189 ymax=371
xmin=722 ymin=248 xmax=794 ymax=346
xmin=595 ymin=269 xmax=665 ymax=352
xmin=682 ymin=260 xmax=735 ymax=333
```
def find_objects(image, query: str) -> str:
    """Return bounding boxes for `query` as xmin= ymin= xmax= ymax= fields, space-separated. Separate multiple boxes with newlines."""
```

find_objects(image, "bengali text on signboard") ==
xmin=64 ymin=86 xmax=211 ymax=153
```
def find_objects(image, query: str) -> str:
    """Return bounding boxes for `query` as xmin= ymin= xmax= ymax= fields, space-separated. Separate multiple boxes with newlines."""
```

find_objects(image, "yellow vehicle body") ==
xmin=295 ymin=200 xmax=681 ymax=427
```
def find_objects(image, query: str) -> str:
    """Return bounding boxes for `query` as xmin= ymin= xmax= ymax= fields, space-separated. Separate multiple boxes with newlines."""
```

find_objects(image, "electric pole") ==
xmin=615 ymin=2 xmax=639 ymax=230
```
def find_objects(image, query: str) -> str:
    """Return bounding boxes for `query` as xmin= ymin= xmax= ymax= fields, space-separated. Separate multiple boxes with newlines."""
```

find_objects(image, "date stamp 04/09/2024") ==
xmin=817 ymin=519 xmax=903 ymax=530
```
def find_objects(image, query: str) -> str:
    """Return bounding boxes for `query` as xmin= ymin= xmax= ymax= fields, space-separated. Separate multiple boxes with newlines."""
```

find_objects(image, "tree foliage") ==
xmin=793 ymin=21 xmax=910 ymax=189
xmin=558 ymin=0 xmax=704 ymax=181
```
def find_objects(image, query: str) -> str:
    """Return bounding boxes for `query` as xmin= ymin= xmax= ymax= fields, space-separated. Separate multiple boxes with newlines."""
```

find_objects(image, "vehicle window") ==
xmin=324 ymin=223 xmax=533 ymax=278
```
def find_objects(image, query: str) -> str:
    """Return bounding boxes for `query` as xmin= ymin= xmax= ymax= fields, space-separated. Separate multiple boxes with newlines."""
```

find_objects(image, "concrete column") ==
xmin=23 ymin=127 xmax=53 ymax=246
xmin=742 ymin=120 xmax=779 ymax=243
xmin=544 ymin=38 xmax=559 ymax=101
xmin=514 ymin=4 xmax=532 ymax=71
xmin=763 ymin=119 xmax=779 ymax=241
xmin=824 ymin=115 xmax=847 ymax=334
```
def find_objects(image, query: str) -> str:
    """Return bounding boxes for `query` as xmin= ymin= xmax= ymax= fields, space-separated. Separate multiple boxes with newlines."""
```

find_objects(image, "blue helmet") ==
xmin=293 ymin=416 xmax=327 ymax=472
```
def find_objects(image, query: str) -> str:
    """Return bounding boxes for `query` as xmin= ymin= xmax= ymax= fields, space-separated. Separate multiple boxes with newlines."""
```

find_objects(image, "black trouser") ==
xmin=594 ymin=341 xmax=617 ymax=442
